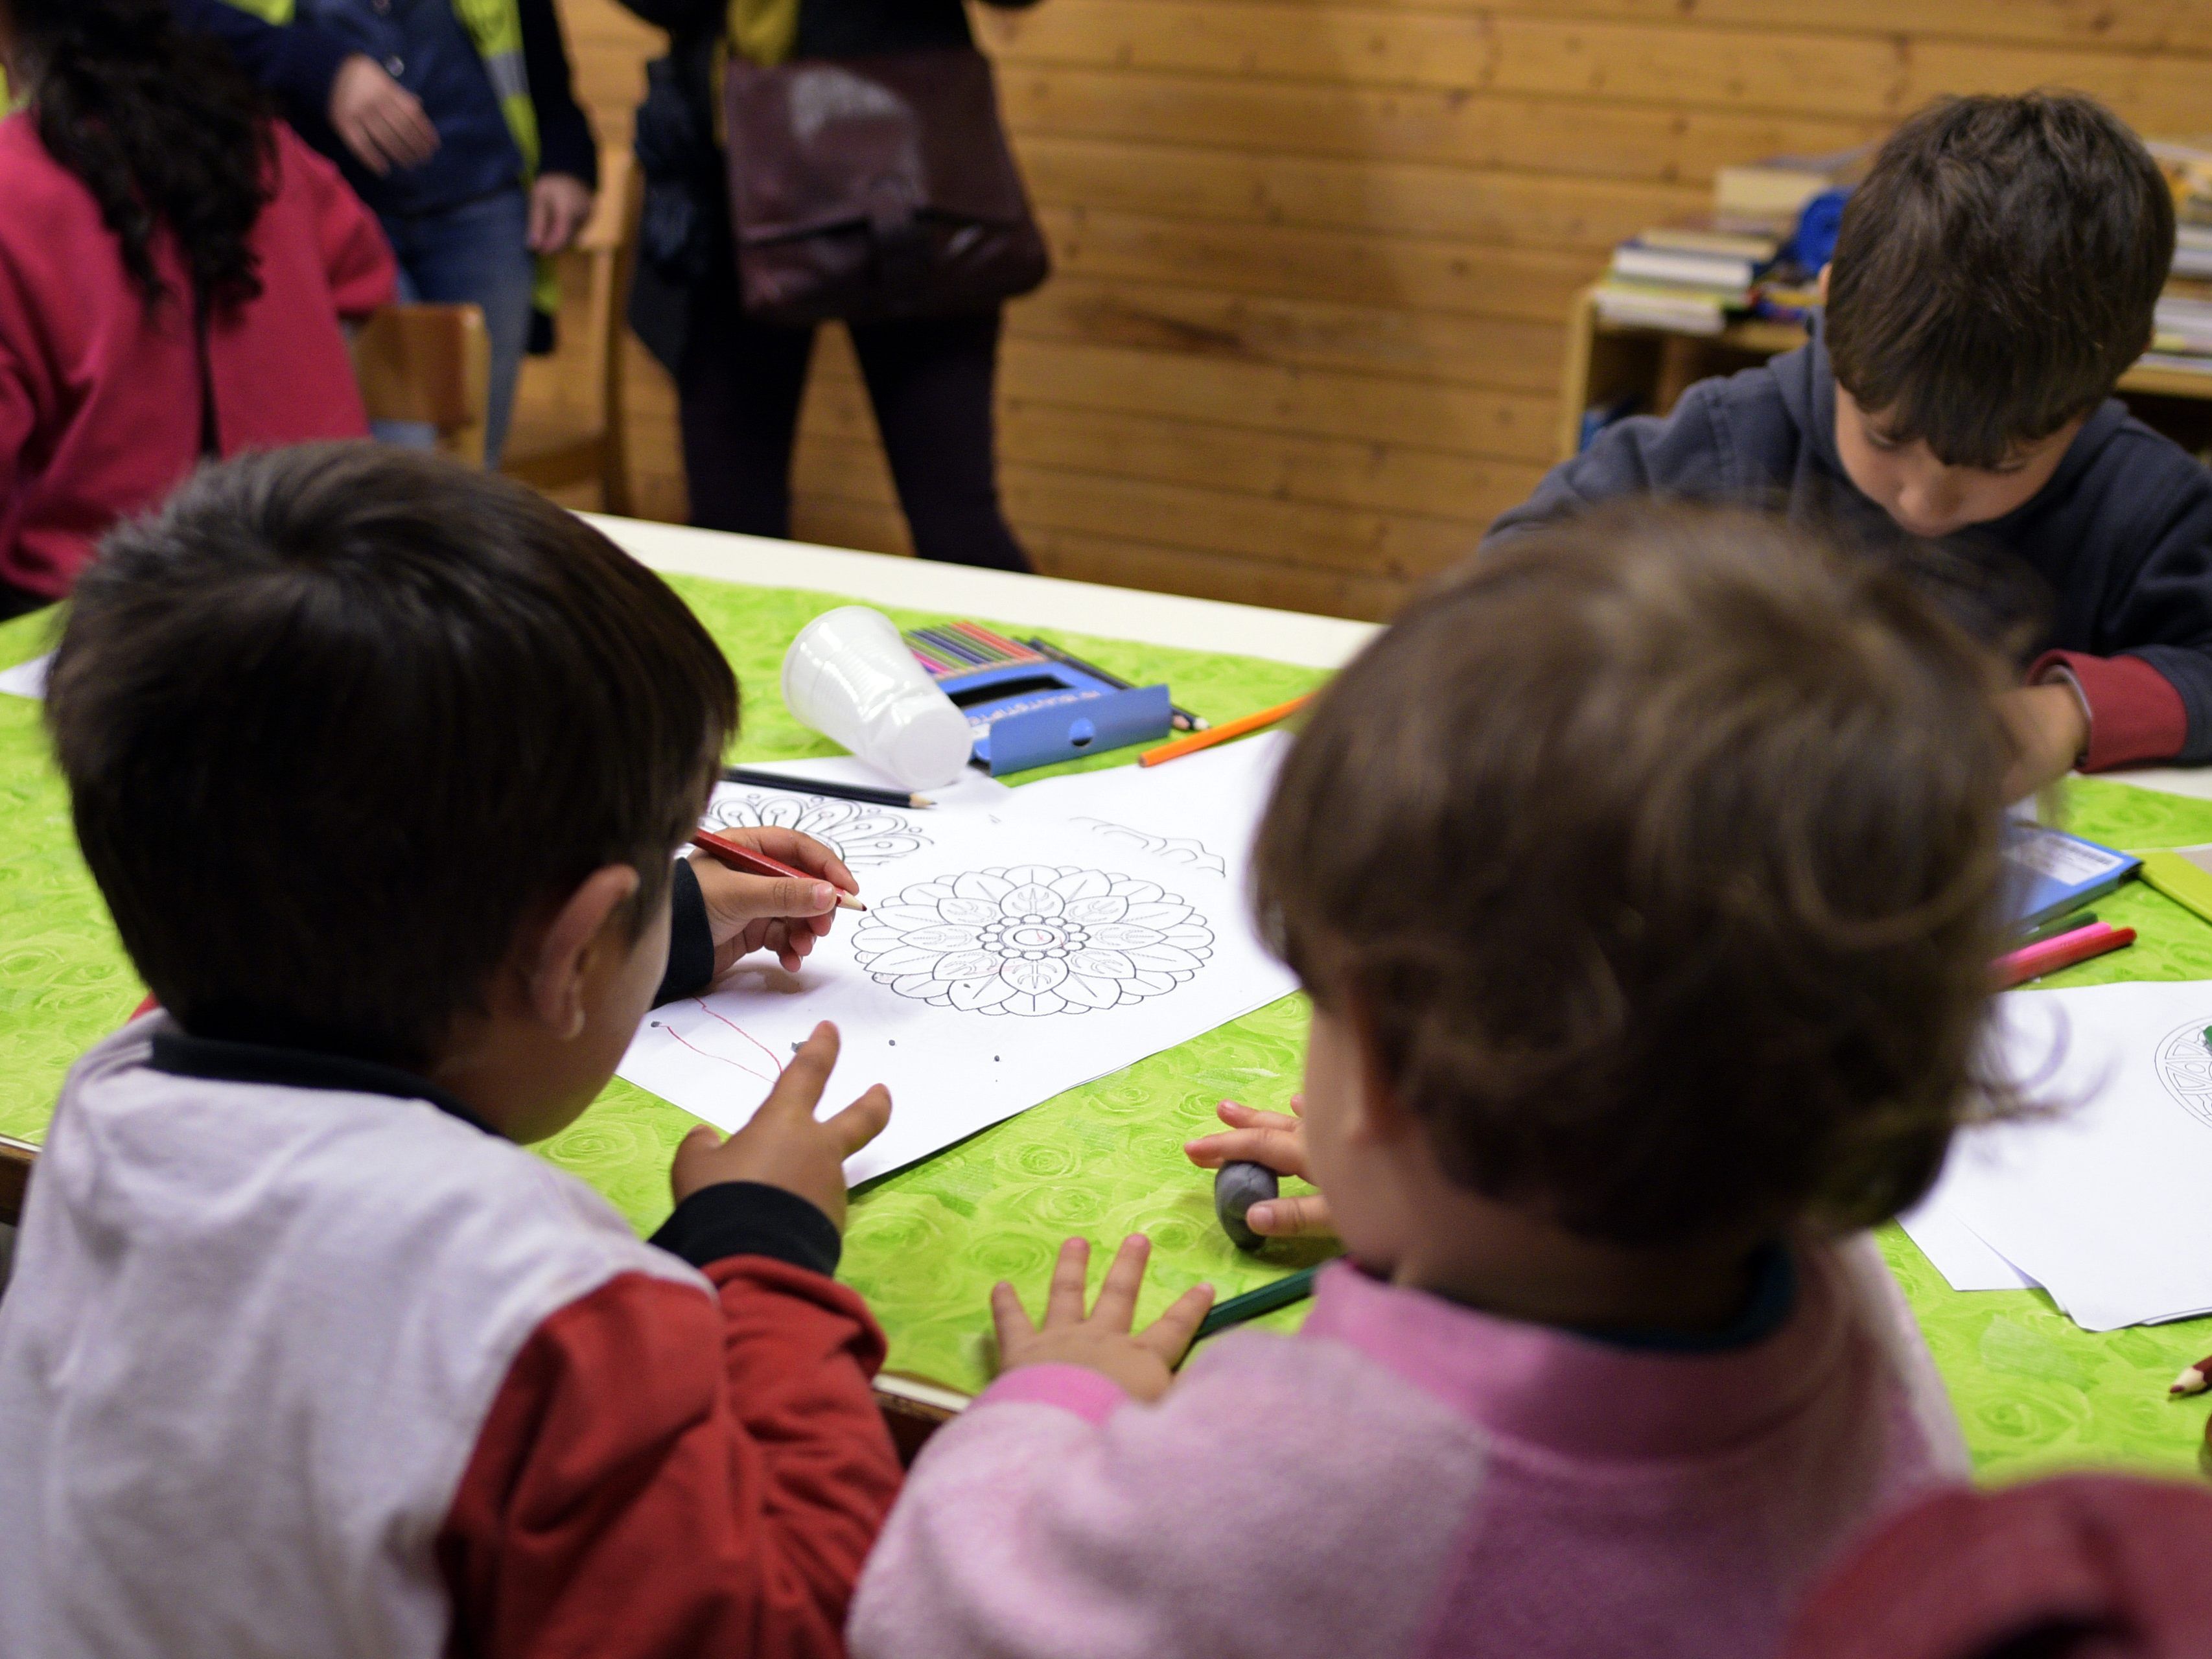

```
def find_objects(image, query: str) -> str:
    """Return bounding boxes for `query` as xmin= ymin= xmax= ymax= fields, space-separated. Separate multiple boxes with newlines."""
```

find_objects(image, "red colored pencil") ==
xmin=691 ymin=829 xmax=867 ymax=911
xmin=2170 ymin=1350 xmax=2212 ymax=1396
xmin=1992 ymin=921 xmax=2135 ymax=990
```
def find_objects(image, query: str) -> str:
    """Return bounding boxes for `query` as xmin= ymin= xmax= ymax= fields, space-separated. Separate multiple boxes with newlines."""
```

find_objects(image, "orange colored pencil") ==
xmin=1139 ymin=693 xmax=1312 ymax=767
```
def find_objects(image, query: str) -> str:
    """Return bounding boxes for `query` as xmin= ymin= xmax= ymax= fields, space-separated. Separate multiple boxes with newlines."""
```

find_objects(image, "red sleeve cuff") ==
xmin=2029 ymin=650 xmax=2188 ymax=771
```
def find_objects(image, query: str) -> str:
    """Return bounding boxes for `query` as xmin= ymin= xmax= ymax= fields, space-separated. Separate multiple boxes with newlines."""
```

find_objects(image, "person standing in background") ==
xmin=173 ymin=0 xmax=597 ymax=464
xmin=0 ymin=0 xmax=394 ymax=615
xmin=618 ymin=0 xmax=1042 ymax=572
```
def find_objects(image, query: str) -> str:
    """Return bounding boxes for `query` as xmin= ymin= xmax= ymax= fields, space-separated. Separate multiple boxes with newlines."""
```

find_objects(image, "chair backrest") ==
xmin=502 ymin=147 xmax=642 ymax=512
xmin=353 ymin=303 xmax=491 ymax=467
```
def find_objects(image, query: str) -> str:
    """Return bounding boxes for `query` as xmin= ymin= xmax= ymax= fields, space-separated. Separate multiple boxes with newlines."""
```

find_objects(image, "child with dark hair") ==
xmin=851 ymin=505 xmax=2008 ymax=1659
xmin=1491 ymin=91 xmax=2212 ymax=798
xmin=0 ymin=0 xmax=396 ymax=616
xmin=0 ymin=445 xmax=903 ymax=1656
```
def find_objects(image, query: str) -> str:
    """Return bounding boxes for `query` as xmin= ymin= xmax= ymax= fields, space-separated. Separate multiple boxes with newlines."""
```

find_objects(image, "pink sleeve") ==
xmin=846 ymin=1339 xmax=1484 ymax=1659
xmin=2029 ymin=649 xmax=2188 ymax=771
xmin=271 ymin=124 xmax=396 ymax=321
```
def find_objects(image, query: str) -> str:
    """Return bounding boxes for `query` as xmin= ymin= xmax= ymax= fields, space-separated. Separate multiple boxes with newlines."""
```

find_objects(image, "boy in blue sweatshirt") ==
xmin=1491 ymin=92 xmax=2212 ymax=797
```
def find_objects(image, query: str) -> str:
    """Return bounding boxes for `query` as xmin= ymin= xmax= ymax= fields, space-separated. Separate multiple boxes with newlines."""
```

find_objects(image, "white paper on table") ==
xmin=0 ymin=651 xmax=51 ymax=699
xmin=1937 ymin=979 xmax=2212 ymax=1330
xmin=995 ymin=733 xmax=1290 ymax=890
xmin=1897 ymin=1183 xmax=2038 ymax=1292
xmin=622 ymin=817 xmax=1298 ymax=1183
xmin=698 ymin=761 xmax=1015 ymax=894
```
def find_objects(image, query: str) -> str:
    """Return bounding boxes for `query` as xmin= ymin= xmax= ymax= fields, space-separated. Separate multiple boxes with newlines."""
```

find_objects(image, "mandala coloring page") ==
xmin=2156 ymin=1017 xmax=2212 ymax=1128
xmin=1071 ymin=817 xmax=1229 ymax=876
xmin=703 ymin=791 xmax=931 ymax=868
xmin=848 ymin=864 xmax=1215 ymax=1015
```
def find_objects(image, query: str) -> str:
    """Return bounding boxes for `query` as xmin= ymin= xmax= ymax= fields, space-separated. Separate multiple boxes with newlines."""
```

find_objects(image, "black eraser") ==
xmin=1215 ymin=1160 xmax=1280 ymax=1253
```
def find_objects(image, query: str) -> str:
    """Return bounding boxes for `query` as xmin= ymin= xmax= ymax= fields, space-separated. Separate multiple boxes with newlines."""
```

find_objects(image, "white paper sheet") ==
xmin=997 ymin=733 xmax=1289 ymax=888
xmin=1897 ymin=1185 xmax=2038 ymax=1292
xmin=620 ymin=813 xmax=1298 ymax=1182
xmin=1935 ymin=980 xmax=2212 ymax=1329
xmin=0 ymin=651 xmax=51 ymax=700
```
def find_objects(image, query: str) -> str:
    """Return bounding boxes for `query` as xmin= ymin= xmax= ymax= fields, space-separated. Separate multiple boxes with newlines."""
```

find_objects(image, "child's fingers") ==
xmin=1216 ymin=1100 xmax=1298 ymax=1131
xmin=1287 ymin=1092 xmax=1306 ymax=1119
xmin=824 ymin=1084 xmax=892 ymax=1155
xmin=1246 ymin=1192 xmax=1334 ymax=1238
xmin=1042 ymin=1236 xmax=1091 ymax=1327
xmin=1089 ymin=1235 xmax=1152 ymax=1331
xmin=668 ymin=1122 xmax=723 ymax=1199
xmin=760 ymin=1022 xmax=840 ymax=1115
xmin=990 ymin=1281 xmax=1036 ymax=1351
xmin=1137 ymin=1282 xmax=1216 ymax=1366
xmin=1182 ymin=1126 xmax=1305 ymax=1176
xmin=730 ymin=826 xmax=861 ymax=900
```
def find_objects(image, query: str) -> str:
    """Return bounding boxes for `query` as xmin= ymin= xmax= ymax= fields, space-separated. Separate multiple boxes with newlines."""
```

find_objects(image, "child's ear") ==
xmin=1338 ymin=990 xmax=1417 ymax=1146
xmin=526 ymin=864 xmax=641 ymax=1039
xmin=1817 ymin=261 xmax=1832 ymax=304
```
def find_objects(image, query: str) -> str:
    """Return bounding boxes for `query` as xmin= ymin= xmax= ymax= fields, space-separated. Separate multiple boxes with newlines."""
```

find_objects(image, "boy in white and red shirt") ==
xmin=0 ymin=444 xmax=898 ymax=1658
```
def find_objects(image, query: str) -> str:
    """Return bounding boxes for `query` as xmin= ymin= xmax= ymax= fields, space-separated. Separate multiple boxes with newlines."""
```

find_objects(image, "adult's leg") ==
xmin=384 ymin=191 xmax=535 ymax=465
xmin=849 ymin=310 xmax=1031 ymax=572
xmin=676 ymin=292 xmax=816 ymax=537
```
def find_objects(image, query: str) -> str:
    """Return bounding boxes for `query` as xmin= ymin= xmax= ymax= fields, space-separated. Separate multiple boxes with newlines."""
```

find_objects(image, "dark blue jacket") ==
xmin=1488 ymin=329 xmax=2212 ymax=766
xmin=169 ymin=0 xmax=597 ymax=198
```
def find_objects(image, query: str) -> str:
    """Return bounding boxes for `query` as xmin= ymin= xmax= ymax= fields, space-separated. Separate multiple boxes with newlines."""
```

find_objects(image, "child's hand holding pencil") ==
xmin=686 ymin=825 xmax=863 ymax=976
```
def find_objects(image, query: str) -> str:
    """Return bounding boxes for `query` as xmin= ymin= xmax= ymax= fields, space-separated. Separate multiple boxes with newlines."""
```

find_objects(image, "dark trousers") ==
xmin=677 ymin=305 xmax=1032 ymax=573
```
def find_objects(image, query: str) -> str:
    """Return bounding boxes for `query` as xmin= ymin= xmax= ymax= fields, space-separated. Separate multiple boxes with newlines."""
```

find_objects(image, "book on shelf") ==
xmin=1609 ymin=242 xmax=1767 ymax=293
xmin=1714 ymin=146 xmax=1870 ymax=232
xmin=1633 ymin=223 xmax=1783 ymax=262
xmin=1592 ymin=279 xmax=1733 ymax=336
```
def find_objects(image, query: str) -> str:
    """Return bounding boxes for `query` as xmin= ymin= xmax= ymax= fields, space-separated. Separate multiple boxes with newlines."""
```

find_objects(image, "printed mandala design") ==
xmin=2156 ymin=1017 xmax=2212 ymax=1128
xmin=703 ymin=793 xmax=929 ymax=868
xmin=1073 ymin=817 xmax=1228 ymax=876
xmin=849 ymin=865 xmax=1215 ymax=1015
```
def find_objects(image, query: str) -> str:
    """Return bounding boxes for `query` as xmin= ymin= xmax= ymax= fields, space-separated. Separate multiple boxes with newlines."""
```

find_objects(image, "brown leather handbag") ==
xmin=723 ymin=46 xmax=1051 ymax=325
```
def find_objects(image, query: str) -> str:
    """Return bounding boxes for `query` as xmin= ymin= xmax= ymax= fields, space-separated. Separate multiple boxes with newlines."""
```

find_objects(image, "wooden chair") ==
xmin=1 ymin=1133 xmax=34 ymax=1229
xmin=353 ymin=303 xmax=493 ymax=467
xmin=503 ymin=148 xmax=640 ymax=513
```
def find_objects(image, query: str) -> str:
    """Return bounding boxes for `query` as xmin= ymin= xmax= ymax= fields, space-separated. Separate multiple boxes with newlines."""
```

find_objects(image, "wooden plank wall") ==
xmin=548 ymin=0 xmax=2212 ymax=621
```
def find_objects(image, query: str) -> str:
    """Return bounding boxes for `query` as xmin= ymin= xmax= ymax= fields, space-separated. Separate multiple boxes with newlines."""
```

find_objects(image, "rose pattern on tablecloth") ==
xmin=850 ymin=864 xmax=1214 ymax=1015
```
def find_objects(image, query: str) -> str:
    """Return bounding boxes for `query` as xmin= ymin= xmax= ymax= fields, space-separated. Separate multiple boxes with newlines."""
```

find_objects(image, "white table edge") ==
xmin=585 ymin=515 xmax=1379 ymax=671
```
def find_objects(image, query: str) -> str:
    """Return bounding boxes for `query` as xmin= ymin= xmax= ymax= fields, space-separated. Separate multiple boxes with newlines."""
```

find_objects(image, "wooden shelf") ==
xmin=1561 ymin=283 xmax=2212 ymax=462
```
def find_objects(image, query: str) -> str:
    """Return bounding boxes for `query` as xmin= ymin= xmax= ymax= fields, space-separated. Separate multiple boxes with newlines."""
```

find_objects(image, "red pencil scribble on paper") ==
xmin=649 ymin=999 xmax=786 ymax=1085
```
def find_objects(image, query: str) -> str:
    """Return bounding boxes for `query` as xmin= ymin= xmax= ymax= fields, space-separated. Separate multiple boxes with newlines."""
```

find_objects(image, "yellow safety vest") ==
xmin=220 ymin=0 xmax=558 ymax=314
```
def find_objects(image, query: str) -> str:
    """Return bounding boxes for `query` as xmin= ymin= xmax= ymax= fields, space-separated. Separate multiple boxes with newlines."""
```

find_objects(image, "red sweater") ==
xmin=0 ymin=112 xmax=395 ymax=599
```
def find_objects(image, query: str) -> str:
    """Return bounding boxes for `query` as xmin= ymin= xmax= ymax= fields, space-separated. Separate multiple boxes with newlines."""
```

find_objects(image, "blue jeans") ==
xmin=378 ymin=188 xmax=533 ymax=465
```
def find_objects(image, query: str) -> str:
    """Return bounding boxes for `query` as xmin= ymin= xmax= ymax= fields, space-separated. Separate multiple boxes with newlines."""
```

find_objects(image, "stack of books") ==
xmin=1592 ymin=148 xmax=1866 ymax=337
xmin=1593 ymin=226 xmax=1779 ymax=336
xmin=2145 ymin=140 xmax=2212 ymax=375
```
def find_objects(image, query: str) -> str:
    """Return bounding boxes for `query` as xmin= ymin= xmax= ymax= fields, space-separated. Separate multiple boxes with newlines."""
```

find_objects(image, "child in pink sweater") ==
xmin=850 ymin=504 xmax=2020 ymax=1659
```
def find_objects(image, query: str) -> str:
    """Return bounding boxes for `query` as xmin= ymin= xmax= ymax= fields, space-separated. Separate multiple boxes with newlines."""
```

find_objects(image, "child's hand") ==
xmin=993 ymin=1235 xmax=1214 ymax=1402
xmin=1183 ymin=1096 xmax=1335 ymax=1238
xmin=669 ymin=1022 xmax=890 ymax=1231
xmin=688 ymin=826 xmax=861 ymax=975
xmin=1997 ymin=681 xmax=2089 ymax=802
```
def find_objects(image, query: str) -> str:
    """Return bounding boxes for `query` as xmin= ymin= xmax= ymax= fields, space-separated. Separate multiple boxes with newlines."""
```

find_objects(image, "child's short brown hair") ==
xmin=1255 ymin=505 xmax=2013 ymax=1247
xmin=47 ymin=445 xmax=738 ymax=1068
xmin=1826 ymin=91 xmax=2172 ymax=470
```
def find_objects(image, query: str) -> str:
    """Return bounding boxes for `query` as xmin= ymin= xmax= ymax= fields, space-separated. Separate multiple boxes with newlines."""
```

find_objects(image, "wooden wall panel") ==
xmin=544 ymin=0 xmax=2212 ymax=621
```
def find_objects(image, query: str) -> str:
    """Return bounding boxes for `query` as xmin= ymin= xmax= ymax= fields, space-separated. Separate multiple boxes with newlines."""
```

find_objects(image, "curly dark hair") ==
xmin=12 ymin=0 xmax=275 ymax=316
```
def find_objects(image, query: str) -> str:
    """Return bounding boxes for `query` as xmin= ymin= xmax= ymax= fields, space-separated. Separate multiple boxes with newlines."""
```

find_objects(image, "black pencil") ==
xmin=720 ymin=766 xmax=935 ymax=809
xmin=1023 ymin=637 xmax=1209 ymax=733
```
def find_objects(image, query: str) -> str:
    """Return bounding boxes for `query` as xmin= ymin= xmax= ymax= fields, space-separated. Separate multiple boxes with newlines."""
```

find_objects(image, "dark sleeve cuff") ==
xmin=654 ymin=857 xmax=715 ymax=1004
xmin=649 ymin=1180 xmax=841 ymax=1277
xmin=2031 ymin=649 xmax=2189 ymax=771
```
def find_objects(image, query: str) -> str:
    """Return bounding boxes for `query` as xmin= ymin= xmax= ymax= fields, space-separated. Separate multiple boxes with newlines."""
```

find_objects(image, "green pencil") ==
xmin=1194 ymin=1262 xmax=1326 ymax=1342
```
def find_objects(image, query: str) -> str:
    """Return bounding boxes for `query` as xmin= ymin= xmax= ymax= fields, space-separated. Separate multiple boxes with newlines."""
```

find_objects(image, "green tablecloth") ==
xmin=6 ymin=577 xmax=2212 ymax=1482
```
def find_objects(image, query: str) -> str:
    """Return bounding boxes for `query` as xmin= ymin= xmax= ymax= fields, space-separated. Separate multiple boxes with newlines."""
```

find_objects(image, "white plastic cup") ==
xmin=780 ymin=606 xmax=974 ymax=789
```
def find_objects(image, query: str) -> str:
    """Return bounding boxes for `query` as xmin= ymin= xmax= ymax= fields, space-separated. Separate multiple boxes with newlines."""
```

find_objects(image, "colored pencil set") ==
xmin=902 ymin=620 xmax=1051 ymax=677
